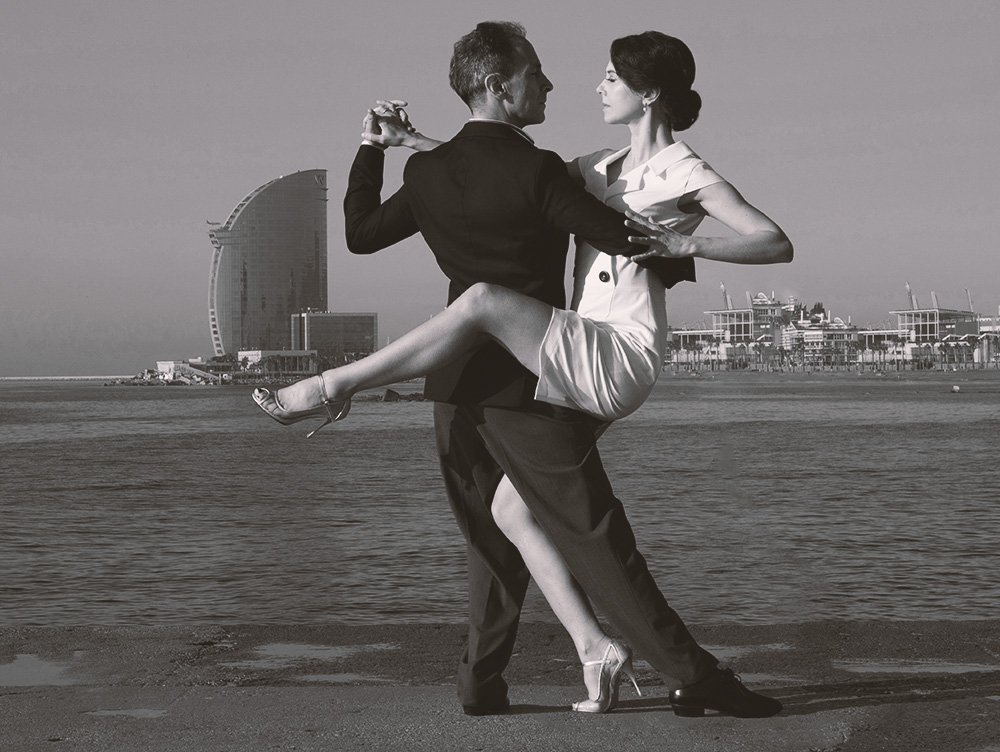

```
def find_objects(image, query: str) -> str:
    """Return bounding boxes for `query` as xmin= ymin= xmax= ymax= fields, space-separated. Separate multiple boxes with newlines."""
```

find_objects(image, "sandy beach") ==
xmin=3 ymin=619 xmax=999 ymax=751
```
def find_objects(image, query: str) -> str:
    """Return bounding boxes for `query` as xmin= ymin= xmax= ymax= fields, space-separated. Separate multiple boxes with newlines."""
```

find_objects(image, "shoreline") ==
xmin=3 ymin=368 xmax=999 ymax=382
xmin=4 ymin=619 xmax=999 ymax=751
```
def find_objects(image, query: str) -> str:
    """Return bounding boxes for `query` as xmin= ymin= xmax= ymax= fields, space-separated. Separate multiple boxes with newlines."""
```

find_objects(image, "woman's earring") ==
xmin=642 ymin=102 xmax=648 ymax=113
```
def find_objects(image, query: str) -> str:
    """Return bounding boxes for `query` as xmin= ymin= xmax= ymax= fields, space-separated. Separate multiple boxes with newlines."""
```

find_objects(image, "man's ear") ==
xmin=483 ymin=73 xmax=508 ymax=100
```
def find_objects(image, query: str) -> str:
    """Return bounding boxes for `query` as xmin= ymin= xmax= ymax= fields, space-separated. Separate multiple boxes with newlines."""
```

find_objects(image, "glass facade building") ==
xmin=290 ymin=312 xmax=378 ymax=360
xmin=208 ymin=170 xmax=328 ymax=356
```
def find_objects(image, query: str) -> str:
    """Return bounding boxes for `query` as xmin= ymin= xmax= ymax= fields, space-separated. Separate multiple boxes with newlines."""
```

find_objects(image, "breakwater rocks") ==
xmin=363 ymin=388 xmax=426 ymax=403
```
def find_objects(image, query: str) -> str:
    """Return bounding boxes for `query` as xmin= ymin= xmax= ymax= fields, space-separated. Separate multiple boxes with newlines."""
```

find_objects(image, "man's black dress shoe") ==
xmin=462 ymin=698 xmax=510 ymax=716
xmin=669 ymin=668 xmax=782 ymax=718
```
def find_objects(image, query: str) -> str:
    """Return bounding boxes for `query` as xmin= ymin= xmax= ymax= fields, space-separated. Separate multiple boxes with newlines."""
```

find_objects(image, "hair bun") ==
xmin=668 ymin=88 xmax=701 ymax=131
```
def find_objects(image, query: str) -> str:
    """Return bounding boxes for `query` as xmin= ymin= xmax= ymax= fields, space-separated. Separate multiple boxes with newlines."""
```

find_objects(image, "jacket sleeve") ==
xmin=536 ymin=150 xmax=637 ymax=257
xmin=535 ymin=150 xmax=695 ymax=289
xmin=343 ymin=146 xmax=419 ymax=254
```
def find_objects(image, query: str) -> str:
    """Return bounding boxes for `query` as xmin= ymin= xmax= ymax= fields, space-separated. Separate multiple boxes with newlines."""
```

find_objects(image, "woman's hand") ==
xmin=628 ymin=182 xmax=793 ymax=265
xmin=372 ymin=99 xmax=415 ymax=124
xmin=624 ymin=210 xmax=698 ymax=260
xmin=362 ymin=99 xmax=416 ymax=149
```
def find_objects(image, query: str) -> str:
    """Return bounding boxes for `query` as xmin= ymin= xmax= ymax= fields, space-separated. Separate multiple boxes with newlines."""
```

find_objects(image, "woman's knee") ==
xmin=491 ymin=481 xmax=532 ymax=537
xmin=454 ymin=282 xmax=506 ymax=319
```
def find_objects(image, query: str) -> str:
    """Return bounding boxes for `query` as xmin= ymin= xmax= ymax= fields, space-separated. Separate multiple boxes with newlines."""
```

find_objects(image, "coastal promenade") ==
xmin=3 ymin=620 xmax=999 ymax=751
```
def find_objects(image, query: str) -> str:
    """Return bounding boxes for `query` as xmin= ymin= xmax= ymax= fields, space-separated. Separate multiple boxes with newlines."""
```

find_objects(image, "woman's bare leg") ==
xmin=491 ymin=475 xmax=611 ymax=665
xmin=275 ymin=282 xmax=554 ymax=411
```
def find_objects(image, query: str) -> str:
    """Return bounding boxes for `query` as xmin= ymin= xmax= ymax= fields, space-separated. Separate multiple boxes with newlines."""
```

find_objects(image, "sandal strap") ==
xmin=316 ymin=374 xmax=331 ymax=404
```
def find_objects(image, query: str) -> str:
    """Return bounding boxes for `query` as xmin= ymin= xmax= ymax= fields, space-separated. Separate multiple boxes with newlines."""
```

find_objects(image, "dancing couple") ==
xmin=255 ymin=22 xmax=792 ymax=717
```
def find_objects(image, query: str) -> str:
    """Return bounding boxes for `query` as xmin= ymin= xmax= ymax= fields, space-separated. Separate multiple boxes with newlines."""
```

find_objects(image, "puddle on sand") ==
xmin=298 ymin=673 xmax=391 ymax=684
xmin=834 ymin=659 xmax=999 ymax=675
xmin=222 ymin=642 xmax=397 ymax=671
xmin=86 ymin=709 xmax=167 ymax=718
xmin=734 ymin=672 xmax=807 ymax=686
xmin=703 ymin=643 xmax=793 ymax=662
xmin=0 ymin=654 xmax=83 ymax=687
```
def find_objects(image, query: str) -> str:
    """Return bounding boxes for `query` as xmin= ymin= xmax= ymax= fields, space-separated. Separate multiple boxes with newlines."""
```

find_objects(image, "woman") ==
xmin=255 ymin=31 xmax=792 ymax=711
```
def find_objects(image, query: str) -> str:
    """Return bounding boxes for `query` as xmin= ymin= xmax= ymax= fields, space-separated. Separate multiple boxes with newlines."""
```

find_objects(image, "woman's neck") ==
xmin=624 ymin=117 xmax=675 ymax=168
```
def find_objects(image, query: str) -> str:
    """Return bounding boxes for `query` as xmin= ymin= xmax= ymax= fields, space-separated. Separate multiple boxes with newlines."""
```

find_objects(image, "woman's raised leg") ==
xmin=273 ymin=282 xmax=554 ymax=412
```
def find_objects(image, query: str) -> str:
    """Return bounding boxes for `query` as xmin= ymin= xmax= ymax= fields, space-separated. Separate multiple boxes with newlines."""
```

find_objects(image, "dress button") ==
xmin=598 ymin=271 xmax=611 ymax=283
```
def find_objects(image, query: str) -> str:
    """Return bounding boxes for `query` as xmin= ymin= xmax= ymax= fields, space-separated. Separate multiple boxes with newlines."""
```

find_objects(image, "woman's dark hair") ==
xmin=449 ymin=21 xmax=527 ymax=107
xmin=610 ymin=31 xmax=701 ymax=131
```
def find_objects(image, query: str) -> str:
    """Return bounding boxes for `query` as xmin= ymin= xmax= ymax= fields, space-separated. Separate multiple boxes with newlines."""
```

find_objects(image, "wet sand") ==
xmin=3 ymin=619 xmax=999 ymax=751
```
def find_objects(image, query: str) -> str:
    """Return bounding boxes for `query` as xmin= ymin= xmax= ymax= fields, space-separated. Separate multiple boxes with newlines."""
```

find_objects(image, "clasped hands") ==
xmin=362 ymin=99 xmax=417 ymax=149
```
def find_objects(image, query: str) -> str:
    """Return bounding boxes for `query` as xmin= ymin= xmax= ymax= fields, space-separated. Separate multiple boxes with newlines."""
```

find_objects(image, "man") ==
xmin=344 ymin=21 xmax=780 ymax=718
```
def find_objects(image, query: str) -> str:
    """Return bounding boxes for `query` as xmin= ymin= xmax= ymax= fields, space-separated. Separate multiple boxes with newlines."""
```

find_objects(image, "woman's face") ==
xmin=596 ymin=62 xmax=644 ymax=125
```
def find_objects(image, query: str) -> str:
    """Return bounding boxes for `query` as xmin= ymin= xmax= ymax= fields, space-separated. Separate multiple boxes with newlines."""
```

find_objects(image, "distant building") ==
xmin=890 ymin=306 xmax=979 ymax=343
xmin=208 ymin=170 xmax=328 ymax=356
xmin=665 ymin=327 xmax=725 ymax=369
xmin=704 ymin=290 xmax=784 ymax=344
xmin=290 ymin=311 xmax=378 ymax=361
xmin=237 ymin=349 xmax=318 ymax=377
xmin=780 ymin=312 xmax=858 ymax=367
xmin=979 ymin=307 xmax=1000 ymax=334
xmin=155 ymin=359 xmax=221 ymax=383
xmin=667 ymin=290 xmax=786 ymax=368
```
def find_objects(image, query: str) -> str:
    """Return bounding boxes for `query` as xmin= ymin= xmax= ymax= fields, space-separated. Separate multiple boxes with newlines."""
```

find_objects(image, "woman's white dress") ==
xmin=535 ymin=141 xmax=725 ymax=420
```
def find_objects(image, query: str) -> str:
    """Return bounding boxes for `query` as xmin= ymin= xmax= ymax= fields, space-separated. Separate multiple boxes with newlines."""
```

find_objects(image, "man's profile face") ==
xmin=504 ymin=39 xmax=553 ymax=127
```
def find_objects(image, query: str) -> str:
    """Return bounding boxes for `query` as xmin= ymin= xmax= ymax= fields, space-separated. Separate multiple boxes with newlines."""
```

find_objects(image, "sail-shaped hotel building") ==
xmin=208 ymin=170 xmax=328 ymax=356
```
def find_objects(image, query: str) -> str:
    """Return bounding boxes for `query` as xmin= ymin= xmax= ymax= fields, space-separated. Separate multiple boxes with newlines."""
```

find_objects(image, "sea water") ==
xmin=2 ymin=372 xmax=998 ymax=626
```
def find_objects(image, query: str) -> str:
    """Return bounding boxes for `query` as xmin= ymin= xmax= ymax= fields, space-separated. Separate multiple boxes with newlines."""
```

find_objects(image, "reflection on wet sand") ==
xmin=834 ymin=658 xmax=999 ymax=675
xmin=221 ymin=641 xmax=397 ymax=673
xmin=0 ymin=653 xmax=83 ymax=686
xmin=85 ymin=708 xmax=168 ymax=718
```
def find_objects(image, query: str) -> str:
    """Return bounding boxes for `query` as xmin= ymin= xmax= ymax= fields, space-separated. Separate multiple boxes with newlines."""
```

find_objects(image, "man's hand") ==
xmin=624 ymin=209 xmax=698 ymax=260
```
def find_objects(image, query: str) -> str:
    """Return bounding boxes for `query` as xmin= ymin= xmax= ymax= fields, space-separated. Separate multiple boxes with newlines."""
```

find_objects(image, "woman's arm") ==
xmin=626 ymin=181 xmax=793 ymax=265
xmin=565 ymin=157 xmax=584 ymax=185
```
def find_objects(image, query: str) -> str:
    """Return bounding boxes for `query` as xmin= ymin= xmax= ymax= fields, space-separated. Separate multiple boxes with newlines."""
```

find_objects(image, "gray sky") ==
xmin=2 ymin=0 xmax=997 ymax=375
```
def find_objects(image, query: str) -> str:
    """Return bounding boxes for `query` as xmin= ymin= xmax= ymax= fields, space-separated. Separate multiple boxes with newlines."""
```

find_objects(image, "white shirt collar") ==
xmin=594 ymin=141 xmax=694 ymax=179
xmin=467 ymin=118 xmax=535 ymax=144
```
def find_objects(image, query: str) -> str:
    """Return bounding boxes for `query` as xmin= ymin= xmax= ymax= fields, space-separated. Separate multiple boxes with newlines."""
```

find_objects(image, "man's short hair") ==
xmin=449 ymin=21 xmax=527 ymax=107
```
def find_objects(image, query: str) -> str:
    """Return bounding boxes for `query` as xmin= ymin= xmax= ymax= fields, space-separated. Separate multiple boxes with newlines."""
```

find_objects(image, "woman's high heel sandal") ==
xmin=571 ymin=639 xmax=642 ymax=714
xmin=252 ymin=375 xmax=351 ymax=438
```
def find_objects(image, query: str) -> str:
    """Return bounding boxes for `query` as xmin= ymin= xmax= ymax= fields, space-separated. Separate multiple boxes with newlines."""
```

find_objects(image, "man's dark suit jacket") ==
xmin=344 ymin=121 xmax=694 ymax=408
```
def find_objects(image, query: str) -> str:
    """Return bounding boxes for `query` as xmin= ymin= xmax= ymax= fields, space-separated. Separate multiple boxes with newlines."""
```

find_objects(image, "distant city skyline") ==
xmin=3 ymin=2 xmax=998 ymax=375
xmin=672 ymin=282 xmax=995 ymax=330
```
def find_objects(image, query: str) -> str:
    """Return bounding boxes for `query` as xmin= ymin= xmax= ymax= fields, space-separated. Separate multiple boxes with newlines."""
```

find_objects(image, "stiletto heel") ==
xmin=252 ymin=375 xmax=351 ymax=438
xmin=621 ymin=660 xmax=641 ymax=696
xmin=570 ymin=639 xmax=641 ymax=714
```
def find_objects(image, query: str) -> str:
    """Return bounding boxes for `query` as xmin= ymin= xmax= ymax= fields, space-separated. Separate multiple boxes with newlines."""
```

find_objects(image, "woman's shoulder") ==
xmin=572 ymin=147 xmax=618 ymax=175
xmin=660 ymin=142 xmax=727 ymax=195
